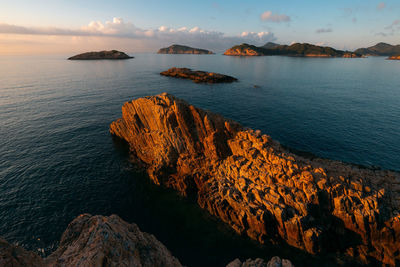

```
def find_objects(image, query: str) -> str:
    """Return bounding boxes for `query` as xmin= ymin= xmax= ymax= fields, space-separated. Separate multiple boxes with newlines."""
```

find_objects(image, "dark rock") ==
xmin=0 ymin=214 xmax=181 ymax=267
xmin=160 ymin=67 xmax=238 ymax=83
xmin=68 ymin=50 xmax=133 ymax=60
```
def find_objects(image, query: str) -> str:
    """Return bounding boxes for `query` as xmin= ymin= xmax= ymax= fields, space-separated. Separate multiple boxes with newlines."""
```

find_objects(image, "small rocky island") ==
xmin=68 ymin=50 xmax=133 ymax=60
xmin=0 ymin=214 xmax=292 ymax=266
xmin=160 ymin=67 xmax=237 ymax=83
xmin=158 ymin=44 xmax=214 ymax=54
xmin=224 ymin=43 xmax=361 ymax=57
xmin=388 ymin=55 xmax=400 ymax=60
xmin=110 ymin=93 xmax=400 ymax=266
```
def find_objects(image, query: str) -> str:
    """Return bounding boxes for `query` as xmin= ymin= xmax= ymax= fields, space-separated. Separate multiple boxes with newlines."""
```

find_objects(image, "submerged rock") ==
xmin=158 ymin=44 xmax=214 ymax=54
xmin=110 ymin=93 xmax=400 ymax=266
xmin=68 ymin=50 xmax=133 ymax=60
xmin=0 ymin=214 xmax=181 ymax=267
xmin=160 ymin=67 xmax=238 ymax=83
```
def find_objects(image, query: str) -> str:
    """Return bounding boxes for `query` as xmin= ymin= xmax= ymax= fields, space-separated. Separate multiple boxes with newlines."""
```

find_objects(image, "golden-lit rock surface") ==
xmin=0 ymin=214 xmax=181 ymax=267
xmin=388 ymin=55 xmax=400 ymax=60
xmin=160 ymin=67 xmax=238 ymax=83
xmin=110 ymin=93 xmax=400 ymax=265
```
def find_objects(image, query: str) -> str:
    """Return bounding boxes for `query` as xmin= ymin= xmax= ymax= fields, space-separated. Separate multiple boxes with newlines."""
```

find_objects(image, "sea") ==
xmin=0 ymin=54 xmax=399 ymax=266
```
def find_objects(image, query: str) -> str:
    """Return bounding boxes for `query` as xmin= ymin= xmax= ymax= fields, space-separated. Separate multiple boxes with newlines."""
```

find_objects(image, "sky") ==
xmin=0 ymin=0 xmax=399 ymax=55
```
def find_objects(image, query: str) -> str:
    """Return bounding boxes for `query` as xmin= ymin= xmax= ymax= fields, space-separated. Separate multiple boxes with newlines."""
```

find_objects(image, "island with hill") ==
xmin=160 ymin=67 xmax=237 ymax=83
xmin=224 ymin=43 xmax=361 ymax=57
xmin=355 ymin=42 xmax=400 ymax=56
xmin=158 ymin=44 xmax=214 ymax=54
xmin=110 ymin=93 xmax=400 ymax=266
xmin=68 ymin=50 xmax=133 ymax=60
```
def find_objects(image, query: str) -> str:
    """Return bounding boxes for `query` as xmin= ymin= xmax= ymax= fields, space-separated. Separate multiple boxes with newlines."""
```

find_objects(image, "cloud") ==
xmin=315 ymin=28 xmax=333 ymax=34
xmin=377 ymin=2 xmax=386 ymax=10
xmin=0 ymin=18 xmax=276 ymax=52
xmin=260 ymin=11 xmax=290 ymax=23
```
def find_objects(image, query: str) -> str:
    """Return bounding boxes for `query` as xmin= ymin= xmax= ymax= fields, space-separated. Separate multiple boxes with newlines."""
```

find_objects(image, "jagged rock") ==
xmin=160 ymin=67 xmax=238 ymax=83
xmin=68 ymin=50 xmax=133 ymax=60
xmin=158 ymin=44 xmax=213 ymax=54
xmin=226 ymin=256 xmax=293 ymax=267
xmin=0 ymin=214 xmax=181 ymax=267
xmin=110 ymin=93 xmax=400 ymax=266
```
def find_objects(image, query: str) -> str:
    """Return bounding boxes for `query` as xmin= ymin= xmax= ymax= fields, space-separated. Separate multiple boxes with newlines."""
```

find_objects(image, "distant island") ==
xmin=388 ymin=55 xmax=400 ymax=60
xmin=160 ymin=67 xmax=237 ymax=83
xmin=355 ymin=42 xmax=400 ymax=56
xmin=68 ymin=50 xmax=133 ymax=60
xmin=224 ymin=43 xmax=361 ymax=57
xmin=158 ymin=44 xmax=214 ymax=54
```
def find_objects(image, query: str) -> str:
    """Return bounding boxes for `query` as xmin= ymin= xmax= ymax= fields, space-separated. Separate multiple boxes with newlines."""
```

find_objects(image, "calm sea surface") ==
xmin=0 ymin=54 xmax=399 ymax=266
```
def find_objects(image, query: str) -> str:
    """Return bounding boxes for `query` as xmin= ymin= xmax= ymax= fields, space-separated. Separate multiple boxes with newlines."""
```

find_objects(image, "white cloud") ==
xmin=315 ymin=28 xmax=333 ymax=34
xmin=260 ymin=11 xmax=291 ymax=23
xmin=0 ymin=18 xmax=277 ymax=52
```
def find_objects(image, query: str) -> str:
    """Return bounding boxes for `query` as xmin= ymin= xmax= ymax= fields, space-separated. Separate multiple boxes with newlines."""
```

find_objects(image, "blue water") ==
xmin=0 ymin=54 xmax=399 ymax=266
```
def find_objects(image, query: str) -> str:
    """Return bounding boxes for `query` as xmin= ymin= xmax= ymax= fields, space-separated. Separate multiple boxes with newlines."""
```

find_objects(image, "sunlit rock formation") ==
xmin=68 ymin=50 xmax=133 ymax=60
xmin=158 ymin=44 xmax=214 ymax=54
xmin=388 ymin=55 xmax=400 ymax=60
xmin=110 ymin=93 xmax=400 ymax=266
xmin=160 ymin=67 xmax=238 ymax=83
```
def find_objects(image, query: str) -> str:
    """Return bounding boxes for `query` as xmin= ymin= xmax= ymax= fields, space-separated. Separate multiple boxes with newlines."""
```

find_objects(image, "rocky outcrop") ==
xmin=110 ymin=93 xmax=400 ymax=266
xmin=0 ymin=214 xmax=181 ymax=267
xmin=68 ymin=50 xmax=133 ymax=60
xmin=160 ymin=67 xmax=238 ymax=83
xmin=388 ymin=55 xmax=400 ymax=60
xmin=227 ymin=257 xmax=293 ymax=267
xmin=224 ymin=43 xmax=362 ymax=57
xmin=158 ymin=44 xmax=214 ymax=54
xmin=355 ymin=43 xmax=400 ymax=56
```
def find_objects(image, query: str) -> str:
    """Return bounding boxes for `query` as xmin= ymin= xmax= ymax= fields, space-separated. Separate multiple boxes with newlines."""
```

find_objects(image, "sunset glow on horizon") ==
xmin=1 ymin=0 xmax=399 ymax=55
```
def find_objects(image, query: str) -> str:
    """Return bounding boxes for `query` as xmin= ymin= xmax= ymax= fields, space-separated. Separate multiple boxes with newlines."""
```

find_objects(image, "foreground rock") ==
xmin=227 ymin=257 xmax=293 ymax=267
xmin=0 ymin=214 xmax=181 ymax=267
xmin=110 ymin=93 xmax=400 ymax=266
xmin=388 ymin=55 xmax=400 ymax=60
xmin=158 ymin=44 xmax=214 ymax=54
xmin=68 ymin=50 xmax=133 ymax=60
xmin=355 ymin=42 xmax=400 ymax=56
xmin=160 ymin=67 xmax=238 ymax=83
xmin=224 ymin=43 xmax=361 ymax=57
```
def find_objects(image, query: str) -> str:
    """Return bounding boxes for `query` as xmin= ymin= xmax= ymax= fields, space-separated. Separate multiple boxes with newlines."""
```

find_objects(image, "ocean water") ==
xmin=0 ymin=54 xmax=399 ymax=266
